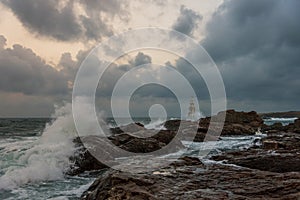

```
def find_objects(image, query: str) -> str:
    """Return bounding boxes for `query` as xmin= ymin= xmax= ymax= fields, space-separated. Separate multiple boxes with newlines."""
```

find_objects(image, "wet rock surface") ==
xmin=70 ymin=130 xmax=185 ymax=175
xmin=81 ymin=156 xmax=300 ymax=200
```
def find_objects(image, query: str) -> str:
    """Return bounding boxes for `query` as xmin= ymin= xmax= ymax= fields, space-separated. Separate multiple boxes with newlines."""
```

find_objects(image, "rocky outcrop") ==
xmin=81 ymin=156 xmax=300 ymax=200
xmin=164 ymin=110 xmax=264 ymax=140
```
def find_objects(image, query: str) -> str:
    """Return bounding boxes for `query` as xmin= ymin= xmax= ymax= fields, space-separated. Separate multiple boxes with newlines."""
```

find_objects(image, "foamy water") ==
xmin=264 ymin=117 xmax=298 ymax=126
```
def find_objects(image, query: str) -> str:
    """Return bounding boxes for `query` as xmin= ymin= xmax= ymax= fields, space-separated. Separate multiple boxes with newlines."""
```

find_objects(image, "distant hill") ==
xmin=259 ymin=111 xmax=300 ymax=118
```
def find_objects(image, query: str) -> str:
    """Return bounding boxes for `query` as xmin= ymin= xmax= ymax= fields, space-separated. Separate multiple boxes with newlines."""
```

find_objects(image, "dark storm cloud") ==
xmin=172 ymin=5 xmax=203 ymax=37
xmin=0 ymin=35 xmax=68 ymax=95
xmin=200 ymin=0 xmax=300 ymax=111
xmin=1 ymin=0 xmax=128 ymax=41
xmin=2 ymin=0 xmax=82 ymax=41
xmin=202 ymin=0 xmax=300 ymax=62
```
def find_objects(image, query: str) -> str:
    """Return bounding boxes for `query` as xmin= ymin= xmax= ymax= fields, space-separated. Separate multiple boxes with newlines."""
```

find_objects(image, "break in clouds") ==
xmin=0 ymin=0 xmax=299 ymax=117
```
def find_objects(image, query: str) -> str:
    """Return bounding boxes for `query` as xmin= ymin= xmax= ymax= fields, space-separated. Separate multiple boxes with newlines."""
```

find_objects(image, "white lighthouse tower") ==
xmin=187 ymin=97 xmax=196 ymax=120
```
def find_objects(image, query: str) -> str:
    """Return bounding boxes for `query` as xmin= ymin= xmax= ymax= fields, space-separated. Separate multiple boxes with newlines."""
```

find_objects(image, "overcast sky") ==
xmin=0 ymin=0 xmax=299 ymax=117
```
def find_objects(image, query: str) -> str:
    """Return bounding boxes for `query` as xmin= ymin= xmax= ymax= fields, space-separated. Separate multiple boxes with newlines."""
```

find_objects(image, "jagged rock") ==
xmin=69 ymin=137 xmax=111 ymax=175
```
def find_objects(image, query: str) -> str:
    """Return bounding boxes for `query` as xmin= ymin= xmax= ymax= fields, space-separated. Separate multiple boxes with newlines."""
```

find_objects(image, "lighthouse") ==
xmin=188 ymin=97 xmax=196 ymax=120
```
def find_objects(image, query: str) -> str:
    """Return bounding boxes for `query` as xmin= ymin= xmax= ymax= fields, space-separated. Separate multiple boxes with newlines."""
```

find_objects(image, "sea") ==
xmin=0 ymin=106 xmax=297 ymax=199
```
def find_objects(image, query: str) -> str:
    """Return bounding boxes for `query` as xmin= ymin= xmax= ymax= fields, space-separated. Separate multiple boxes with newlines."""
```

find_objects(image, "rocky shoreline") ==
xmin=70 ymin=110 xmax=300 ymax=199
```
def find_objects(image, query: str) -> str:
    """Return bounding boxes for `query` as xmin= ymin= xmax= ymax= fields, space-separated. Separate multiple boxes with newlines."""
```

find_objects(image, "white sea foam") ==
xmin=144 ymin=119 xmax=166 ymax=130
xmin=0 ymin=103 xmax=77 ymax=190
xmin=265 ymin=117 xmax=298 ymax=121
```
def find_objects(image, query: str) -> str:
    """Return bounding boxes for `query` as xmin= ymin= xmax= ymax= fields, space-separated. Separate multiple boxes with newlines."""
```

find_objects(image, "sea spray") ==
xmin=0 ymin=103 xmax=76 ymax=190
xmin=144 ymin=119 xmax=167 ymax=130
